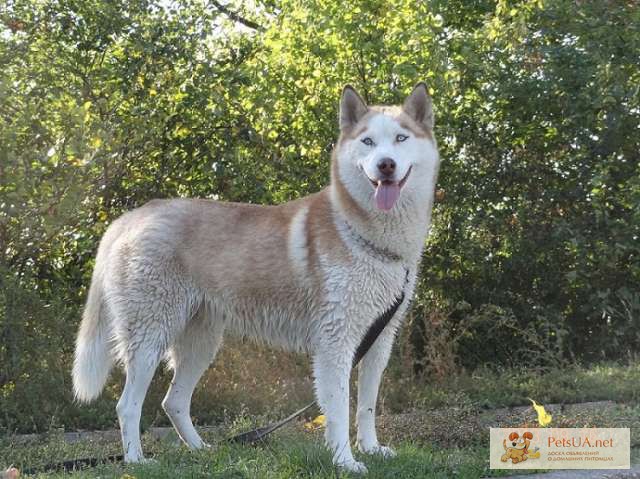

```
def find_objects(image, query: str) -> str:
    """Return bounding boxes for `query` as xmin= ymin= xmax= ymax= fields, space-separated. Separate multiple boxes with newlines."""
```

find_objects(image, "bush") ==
xmin=407 ymin=298 xmax=568 ymax=378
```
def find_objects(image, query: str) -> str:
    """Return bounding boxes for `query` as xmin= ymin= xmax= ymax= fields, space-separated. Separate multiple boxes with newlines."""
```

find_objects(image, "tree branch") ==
xmin=209 ymin=1 xmax=265 ymax=32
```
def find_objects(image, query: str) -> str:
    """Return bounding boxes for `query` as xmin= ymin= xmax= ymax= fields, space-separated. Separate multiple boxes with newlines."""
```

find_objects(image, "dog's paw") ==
xmin=337 ymin=458 xmax=368 ymax=474
xmin=359 ymin=444 xmax=396 ymax=458
xmin=190 ymin=439 xmax=212 ymax=449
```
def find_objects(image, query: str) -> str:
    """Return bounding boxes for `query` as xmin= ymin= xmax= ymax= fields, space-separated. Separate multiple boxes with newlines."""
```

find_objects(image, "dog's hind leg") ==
xmin=356 ymin=328 xmax=396 ymax=458
xmin=116 ymin=345 xmax=163 ymax=463
xmin=111 ymin=273 xmax=193 ymax=463
xmin=163 ymin=301 xmax=224 ymax=449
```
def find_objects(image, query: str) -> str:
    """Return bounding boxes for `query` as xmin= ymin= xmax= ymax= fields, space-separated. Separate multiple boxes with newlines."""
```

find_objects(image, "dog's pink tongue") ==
xmin=374 ymin=182 xmax=400 ymax=211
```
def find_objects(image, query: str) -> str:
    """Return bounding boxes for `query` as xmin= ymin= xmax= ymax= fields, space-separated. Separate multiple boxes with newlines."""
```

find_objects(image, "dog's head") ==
xmin=332 ymin=83 xmax=439 ymax=215
xmin=508 ymin=431 xmax=533 ymax=451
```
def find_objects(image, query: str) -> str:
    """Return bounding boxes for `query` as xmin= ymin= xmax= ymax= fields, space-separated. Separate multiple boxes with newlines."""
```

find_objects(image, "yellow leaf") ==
xmin=304 ymin=414 xmax=326 ymax=431
xmin=174 ymin=125 xmax=190 ymax=139
xmin=529 ymin=398 xmax=552 ymax=427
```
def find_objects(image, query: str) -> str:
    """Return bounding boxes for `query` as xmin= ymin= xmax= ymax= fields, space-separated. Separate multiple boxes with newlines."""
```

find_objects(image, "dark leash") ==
xmin=228 ymin=268 xmax=409 ymax=444
xmin=18 ymin=269 xmax=409 ymax=473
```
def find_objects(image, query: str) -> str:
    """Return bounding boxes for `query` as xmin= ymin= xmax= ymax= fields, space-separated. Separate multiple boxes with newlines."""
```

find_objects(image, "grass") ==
xmin=380 ymin=360 xmax=640 ymax=413
xmin=2 ymin=401 xmax=639 ymax=478
xmin=2 ymin=360 xmax=640 ymax=477
xmin=1 ymin=429 xmax=503 ymax=479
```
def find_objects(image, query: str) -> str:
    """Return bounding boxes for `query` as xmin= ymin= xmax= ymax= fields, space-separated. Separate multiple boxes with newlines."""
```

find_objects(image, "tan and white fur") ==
xmin=72 ymin=83 xmax=440 ymax=473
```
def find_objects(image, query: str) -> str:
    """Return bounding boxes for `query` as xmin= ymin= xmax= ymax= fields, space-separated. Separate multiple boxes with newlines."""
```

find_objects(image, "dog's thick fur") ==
xmin=73 ymin=84 xmax=440 ymax=473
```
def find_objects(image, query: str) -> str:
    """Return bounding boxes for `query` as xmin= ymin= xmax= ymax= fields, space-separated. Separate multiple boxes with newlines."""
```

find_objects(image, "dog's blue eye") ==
xmin=361 ymin=137 xmax=374 ymax=146
xmin=396 ymin=134 xmax=409 ymax=142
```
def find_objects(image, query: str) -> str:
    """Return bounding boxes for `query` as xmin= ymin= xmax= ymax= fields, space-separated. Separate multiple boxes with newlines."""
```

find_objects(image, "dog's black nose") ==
xmin=377 ymin=158 xmax=396 ymax=176
xmin=512 ymin=442 xmax=517 ymax=447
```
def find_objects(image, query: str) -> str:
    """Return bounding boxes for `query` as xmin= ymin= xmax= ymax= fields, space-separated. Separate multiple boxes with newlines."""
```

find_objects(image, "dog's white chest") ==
xmin=319 ymin=252 xmax=413 ymax=335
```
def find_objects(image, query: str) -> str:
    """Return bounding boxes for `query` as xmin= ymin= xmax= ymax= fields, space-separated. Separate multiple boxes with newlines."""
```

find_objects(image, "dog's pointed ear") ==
xmin=339 ymin=85 xmax=368 ymax=131
xmin=403 ymin=82 xmax=434 ymax=130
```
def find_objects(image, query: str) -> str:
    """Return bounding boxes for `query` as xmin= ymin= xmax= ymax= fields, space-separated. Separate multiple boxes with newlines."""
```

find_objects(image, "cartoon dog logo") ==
xmin=501 ymin=431 xmax=540 ymax=464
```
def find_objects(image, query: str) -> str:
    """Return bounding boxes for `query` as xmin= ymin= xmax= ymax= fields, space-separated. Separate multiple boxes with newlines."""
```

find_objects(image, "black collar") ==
xmin=343 ymin=220 xmax=403 ymax=262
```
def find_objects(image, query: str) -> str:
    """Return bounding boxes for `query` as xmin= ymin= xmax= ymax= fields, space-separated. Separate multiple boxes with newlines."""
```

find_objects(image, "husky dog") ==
xmin=73 ymin=83 xmax=440 ymax=473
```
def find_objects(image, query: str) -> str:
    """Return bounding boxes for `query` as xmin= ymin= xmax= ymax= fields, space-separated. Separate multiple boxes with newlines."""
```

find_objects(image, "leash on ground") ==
xmin=18 ymin=269 xmax=409 ymax=474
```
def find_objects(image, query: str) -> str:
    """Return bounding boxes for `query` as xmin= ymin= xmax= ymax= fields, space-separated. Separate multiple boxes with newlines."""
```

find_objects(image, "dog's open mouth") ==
xmin=368 ymin=166 xmax=412 ymax=212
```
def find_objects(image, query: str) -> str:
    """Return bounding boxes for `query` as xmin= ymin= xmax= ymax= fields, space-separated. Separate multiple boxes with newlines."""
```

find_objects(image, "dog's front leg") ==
xmin=356 ymin=328 xmax=397 ymax=458
xmin=313 ymin=346 xmax=367 ymax=474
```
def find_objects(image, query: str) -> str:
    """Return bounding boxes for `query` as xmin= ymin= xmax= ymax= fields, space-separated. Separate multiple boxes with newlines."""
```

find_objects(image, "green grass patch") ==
xmin=2 ymin=401 xmax=639 ymax=478
xmin=0 ymin=430 xmax=509 ymax=479
xmin=2 ymin=361 xmax=639 ymax=477
xmin=383 ymin=361 xmax=640 ymax=412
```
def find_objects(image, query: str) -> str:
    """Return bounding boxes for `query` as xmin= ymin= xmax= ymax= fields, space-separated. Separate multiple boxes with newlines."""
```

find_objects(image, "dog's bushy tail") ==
xmin=72 ymin=259 xmax=113 ymax=403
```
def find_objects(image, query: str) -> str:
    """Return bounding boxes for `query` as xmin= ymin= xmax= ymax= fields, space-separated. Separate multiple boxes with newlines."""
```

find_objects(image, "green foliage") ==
xmin=0 ymin=271 xmax=73 ymax=433
xmin=0 ymin=270 xmax=120 ymax=433
xmin=0 ymin=0 xmax=638 ymax=432
xmin=418 ymin=0 xmax=640 ymax=364
xmin=387 ymin=361 xmax=640 ymax=412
